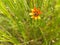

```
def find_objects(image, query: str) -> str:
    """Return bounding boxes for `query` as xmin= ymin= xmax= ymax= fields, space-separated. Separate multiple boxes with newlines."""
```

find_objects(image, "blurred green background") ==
xmin=0 ymin=0 xmax=60 ymax=45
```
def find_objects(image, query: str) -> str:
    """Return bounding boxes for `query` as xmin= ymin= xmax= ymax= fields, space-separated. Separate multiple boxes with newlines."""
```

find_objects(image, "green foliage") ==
xmin=0 ymin=0 xmax=60 ymax=45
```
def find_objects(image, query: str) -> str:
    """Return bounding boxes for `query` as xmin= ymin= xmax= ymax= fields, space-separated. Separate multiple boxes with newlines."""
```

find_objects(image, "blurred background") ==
xmin=0 ymin=0 xmax=60 ymax=45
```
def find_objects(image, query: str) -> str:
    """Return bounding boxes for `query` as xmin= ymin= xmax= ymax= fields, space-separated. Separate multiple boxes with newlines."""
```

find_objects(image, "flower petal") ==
xmin=29 ymin=13 xmax=34 ymax=15
xmin=37 ymin=16 xmax=41 ymax=19
xmin=35 ymin=17 xmax=38 ymax=20
xmin=31 ymin=16 xmax=34 ymax=18
xmin=31 ymin=9 xmax=35 ymax=12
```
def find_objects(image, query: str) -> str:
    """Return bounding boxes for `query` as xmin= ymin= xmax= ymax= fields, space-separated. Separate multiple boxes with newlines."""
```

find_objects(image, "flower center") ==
xmin=34 ymin=12 xmax=39 ymax=16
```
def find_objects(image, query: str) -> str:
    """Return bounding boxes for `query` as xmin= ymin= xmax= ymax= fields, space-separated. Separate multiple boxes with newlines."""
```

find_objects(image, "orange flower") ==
xmin=29 ymin=7 xmax=42 ymax=20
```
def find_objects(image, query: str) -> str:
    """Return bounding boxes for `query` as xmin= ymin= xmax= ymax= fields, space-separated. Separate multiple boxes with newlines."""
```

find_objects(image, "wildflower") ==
xmin=29 ymin=7 xmax=42 ymax=20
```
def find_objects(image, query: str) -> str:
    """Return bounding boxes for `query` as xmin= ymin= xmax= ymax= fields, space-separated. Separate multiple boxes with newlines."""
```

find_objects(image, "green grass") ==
xmin=0 ymin=0 xmax=60 ymax=45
